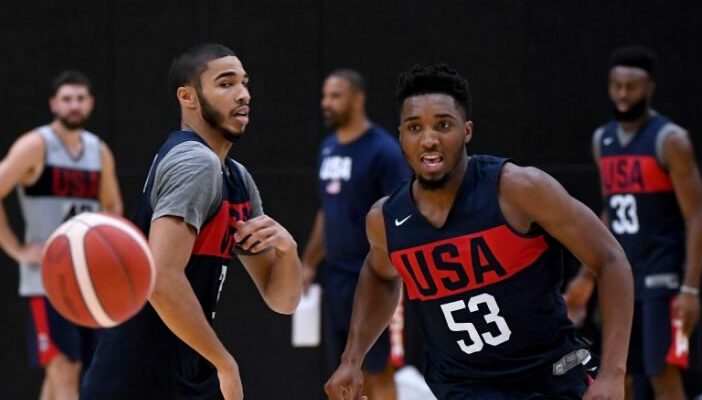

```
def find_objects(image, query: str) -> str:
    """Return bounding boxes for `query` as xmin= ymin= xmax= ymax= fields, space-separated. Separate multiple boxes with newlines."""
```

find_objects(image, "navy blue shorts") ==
xmin=322 ymin=267 xmax=390 ymax=374
xmin=428 ymin=363 xmax=589 ymax=399
xmin=26 ymin=296 xmax=99 ymax=368
xmin=628 ymin=297 xmax=687 ymax=376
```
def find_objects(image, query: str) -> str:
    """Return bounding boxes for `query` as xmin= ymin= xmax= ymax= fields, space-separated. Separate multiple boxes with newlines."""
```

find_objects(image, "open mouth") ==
xmin=233 ymin=105 xmax=249 ymax=117
xmin=421 ymin=153 xmax=444 ymax=171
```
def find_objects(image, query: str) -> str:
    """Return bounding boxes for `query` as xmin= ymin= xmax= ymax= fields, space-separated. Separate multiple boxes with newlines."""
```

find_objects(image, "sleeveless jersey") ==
xmin=382 ymin=155 xmax=580 ymax=388
xmin=598 ymin=115 xmax=685 ymax=299
xmin=17 ymin=125 xmax=102 ymax=296
xmin=82 ymin=131 xmax=254 ymax=400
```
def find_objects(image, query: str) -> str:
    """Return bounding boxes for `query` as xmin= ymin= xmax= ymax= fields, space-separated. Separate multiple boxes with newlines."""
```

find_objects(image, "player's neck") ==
xmin=335 ymin=116 xmax=370 ymax=144
xmin=50 ymin=120 xmax=83 ymax=154
xmin=618 ymin=109 xmax=652 ymax=133
xmin=181 ymin=120 xmax=233 ymax=164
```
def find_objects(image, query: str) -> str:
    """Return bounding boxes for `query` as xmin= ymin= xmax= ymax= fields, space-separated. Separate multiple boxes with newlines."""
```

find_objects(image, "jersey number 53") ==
xmin=441 ymin=293 xmax=512 ymax=354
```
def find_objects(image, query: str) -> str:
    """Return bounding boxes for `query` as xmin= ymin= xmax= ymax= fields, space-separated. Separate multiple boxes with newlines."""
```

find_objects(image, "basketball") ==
xmin=41 ymin=212 xmax=156 ymax=328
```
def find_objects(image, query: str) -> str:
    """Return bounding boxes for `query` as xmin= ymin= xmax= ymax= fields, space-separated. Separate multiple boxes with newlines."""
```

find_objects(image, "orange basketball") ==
xmin=41 ymin=212 xmax=155 ymax=328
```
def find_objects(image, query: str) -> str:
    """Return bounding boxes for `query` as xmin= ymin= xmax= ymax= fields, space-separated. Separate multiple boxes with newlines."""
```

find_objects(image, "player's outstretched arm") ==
xmin=98 ymin=142 xmax=123 ymax=215
xmin=0 ymin=132 xmax=45 ymax=264
xmin=148 ymin=216 xmax=242 ymax=400
xmin=499 ymin=164 xmax=632 ymax=400
xmin=665 ymin=131 xmax=702 ymax=335
xmin=325 ymin=198 xmax=402 ymax=400
xmin=235 ymin=215 xmax=303 ymax=314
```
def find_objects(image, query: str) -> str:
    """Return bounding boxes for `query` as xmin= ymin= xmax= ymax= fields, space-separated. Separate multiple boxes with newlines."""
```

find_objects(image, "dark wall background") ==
xmin=1 ymin=1 xmax=700 ymax=398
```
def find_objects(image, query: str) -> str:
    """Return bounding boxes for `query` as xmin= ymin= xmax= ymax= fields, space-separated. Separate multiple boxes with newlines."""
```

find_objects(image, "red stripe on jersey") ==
xmin=51 ymin=167 xmax=100 ymax=198
xmin=29 ymin=297 xmax=60 ymax=367
xmin=600 ymin=155 xmax=673 ymax=195
xmin=192 ymin=200 xmax=251 ymax=258
xmin=389 ymin=225 xmax=548 ymax=301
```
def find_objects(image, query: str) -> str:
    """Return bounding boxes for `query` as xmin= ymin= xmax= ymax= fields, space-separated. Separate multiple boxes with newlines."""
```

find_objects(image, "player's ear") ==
xmin=464 ymin=121 xmax=473 ymax=144
xmin=48 ymin=95 xmax=57 ymax=114
xmin=176 ymin=86 xmax=197 ymax=110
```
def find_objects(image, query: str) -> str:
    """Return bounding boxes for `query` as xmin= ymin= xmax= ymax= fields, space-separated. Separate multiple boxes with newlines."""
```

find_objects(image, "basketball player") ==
xmin=324 ymin=64 xmax=633 ymax=399
xmin=81 ymin=43 xmax=303 ymax=400
xmin=301 ymin=69 xmax=408 ymax=399
xmin=0 ymin=70 xmax=123 ymax=399
xmin=566 ymin=46 xmax=702 ymax=399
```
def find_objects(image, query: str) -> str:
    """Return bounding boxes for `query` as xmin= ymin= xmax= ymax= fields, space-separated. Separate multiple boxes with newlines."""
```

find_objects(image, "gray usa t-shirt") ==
xmin=149 ymin=141 xmax=263 ymax=232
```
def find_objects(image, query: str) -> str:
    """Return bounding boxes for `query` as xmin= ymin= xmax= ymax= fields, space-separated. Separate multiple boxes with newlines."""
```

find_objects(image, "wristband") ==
xmin=680 ymin=285 xmax=700 ymax=296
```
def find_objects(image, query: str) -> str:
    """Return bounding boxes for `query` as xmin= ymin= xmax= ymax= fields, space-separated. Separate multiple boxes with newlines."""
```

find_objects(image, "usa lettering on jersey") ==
xmin=319 ymin=156 xmax=352 ymax=181
xmin=25 ymin=166 xmax=101 ymax=199
xmin=600 ymin=155 xmax=673 ymax=195
xmin=390 ymin=225 xmax=548 ymax=301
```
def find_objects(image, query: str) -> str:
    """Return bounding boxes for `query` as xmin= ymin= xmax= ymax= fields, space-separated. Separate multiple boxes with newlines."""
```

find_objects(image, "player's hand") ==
xmin=217 ymin=358 xmax=244 ymax=400
xmin=18 ymin=242 xmax=44 ymax=265
xmin=234 ymin=215 xmax=297 ymax=256
xmin=563 ymin=272 xmax=595 ymax=327
xmin=674 ymin=292 xmax=700 ymax=335
xmin=324 ymin=362 xmax=366 ymax=400
xmin=302 ymin=263 xmax=316 ymax=293
xmin=583 ymin=372 xmax=625 ymax=400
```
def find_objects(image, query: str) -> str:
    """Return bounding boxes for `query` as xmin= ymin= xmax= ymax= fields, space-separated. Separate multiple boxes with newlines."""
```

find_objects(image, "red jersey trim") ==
xmin=192 ymin=200 xmax=251 ymax=258
xmin=600 ymin=155 xmax=673 ymax=195
xmin=28 ymin=297 xmax=60 ymax=367
xmin=389 ymin=225 xmax=548 ymax=301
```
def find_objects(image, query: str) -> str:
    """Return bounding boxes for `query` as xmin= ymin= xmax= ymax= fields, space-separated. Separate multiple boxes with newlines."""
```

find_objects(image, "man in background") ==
xmin=301 ymin=69 xmax=408 ymax=399
xmin=567 ymin=45 xmax=702 ymax=399
xmin=0 ymin=70 xmax=123 ymax=399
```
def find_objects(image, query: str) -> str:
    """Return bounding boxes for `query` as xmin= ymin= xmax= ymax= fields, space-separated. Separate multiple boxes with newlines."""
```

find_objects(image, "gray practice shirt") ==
xmin=149 ymin=141 xmax=263 ymax=232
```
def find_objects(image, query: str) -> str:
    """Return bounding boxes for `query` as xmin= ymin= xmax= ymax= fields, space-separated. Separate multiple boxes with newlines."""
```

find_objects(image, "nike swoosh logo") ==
xmin=603 ymin=137 xmax=614 ymax=146
xmin=394 ymin=215 xmax=412 ymax=226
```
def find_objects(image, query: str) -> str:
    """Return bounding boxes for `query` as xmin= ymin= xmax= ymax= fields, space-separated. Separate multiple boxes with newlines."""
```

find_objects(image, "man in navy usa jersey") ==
xmin=325 ymin=64 xmax=633 ymax=399
xmin=566 ymin=46 xmax=702 ymax=399
xmin=81 ymin=43 xmax=303 ymax=400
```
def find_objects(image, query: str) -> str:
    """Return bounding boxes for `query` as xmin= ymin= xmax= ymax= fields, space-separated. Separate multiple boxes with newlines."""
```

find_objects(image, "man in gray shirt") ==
xmin=81 ymin=43 xmax=303 ymax=400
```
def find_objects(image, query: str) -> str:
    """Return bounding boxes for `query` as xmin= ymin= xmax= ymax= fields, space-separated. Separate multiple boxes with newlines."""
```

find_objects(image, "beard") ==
xmin=323 ymin=109 xmax=352 ymax=129
xmin=403 ymin=144 xmax=466 ymax=191
xmin=613 ymin=97 xmax=648 ymax=122
xmin=197 ymin=89 xmax=243 ymax=143
xmin=416 ymin=173 xmax=452 ymax=191
xmin=57 ymin=114 xmax=88 ymax=130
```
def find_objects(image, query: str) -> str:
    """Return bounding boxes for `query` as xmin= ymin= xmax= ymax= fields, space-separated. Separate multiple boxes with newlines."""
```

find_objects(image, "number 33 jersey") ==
xmin=382 ymin=155 xmax=581 ymax=384
xmin=596 ymin=114 xmax=685 ymax=300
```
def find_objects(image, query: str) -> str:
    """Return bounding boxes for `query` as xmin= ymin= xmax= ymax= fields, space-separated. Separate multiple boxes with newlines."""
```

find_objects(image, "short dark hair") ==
xmin=51 ymin=70 xmax=92 ymax=96
xmin=327 ymin=69 xmax=365 ymax=92
xmin=396 ymin=64 xmax=471 ymax=119
xmin=168 ymin=43 xmax=236 ymax=95
xmin=609 ymin=45 xmax=657 ymax=78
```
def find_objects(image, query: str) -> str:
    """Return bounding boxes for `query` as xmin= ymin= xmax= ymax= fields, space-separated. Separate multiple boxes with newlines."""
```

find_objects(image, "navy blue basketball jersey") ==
xmin=598 ymin=115 xmax=685 ymax=299
xmin=82 ymin=131 xmax=253 ymax=400
xmin=318 ymin=125 xmax=408 ymax=272
xmin=382 ymin=155 xmax=581 ymax=389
